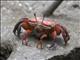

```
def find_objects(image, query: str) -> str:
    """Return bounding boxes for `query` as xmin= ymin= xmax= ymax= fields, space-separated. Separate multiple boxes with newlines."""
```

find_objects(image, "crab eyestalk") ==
xmin=34 ymin=13 xmax=38 ymax=23
xmin=41 ymin=15 xmax=45 ymax=24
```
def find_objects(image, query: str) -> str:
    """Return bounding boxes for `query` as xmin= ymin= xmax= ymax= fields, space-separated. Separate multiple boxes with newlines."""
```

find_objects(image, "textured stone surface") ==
xmin=48 ymin=47 xmax=80 ymax=60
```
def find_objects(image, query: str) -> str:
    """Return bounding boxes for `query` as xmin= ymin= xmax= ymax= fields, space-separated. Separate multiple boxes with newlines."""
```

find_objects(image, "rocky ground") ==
xmin=49 ymin=47 xmax=80 ymax=60
xmin=1 ymin=1 xmax=80 ymax=60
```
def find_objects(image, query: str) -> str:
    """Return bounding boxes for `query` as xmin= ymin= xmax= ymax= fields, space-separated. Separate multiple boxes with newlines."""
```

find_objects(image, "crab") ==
xmin=13 ymin=13 xmax=70 ymax=49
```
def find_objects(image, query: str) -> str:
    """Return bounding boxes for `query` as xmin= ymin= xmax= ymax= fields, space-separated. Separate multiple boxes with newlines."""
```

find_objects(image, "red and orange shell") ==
xmin=29 ymin=17 xmax=57 ymax=28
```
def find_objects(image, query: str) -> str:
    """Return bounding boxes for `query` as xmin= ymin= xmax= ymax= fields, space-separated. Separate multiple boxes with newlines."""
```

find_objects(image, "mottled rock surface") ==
xmin=49 ymin=47 xmax=80 ymax=60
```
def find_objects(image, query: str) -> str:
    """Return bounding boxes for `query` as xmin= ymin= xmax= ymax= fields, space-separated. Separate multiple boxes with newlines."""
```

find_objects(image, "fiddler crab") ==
xmin=13 ymin=13 xmax=70 ymax=49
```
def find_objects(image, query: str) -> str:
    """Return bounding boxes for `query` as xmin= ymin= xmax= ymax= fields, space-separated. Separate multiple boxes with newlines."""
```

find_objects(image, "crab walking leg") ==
xmin=62 ymin=29 xmax=70 ymax=46
xmin=62 ymin=32 xmax=67 ymax=46
xmin=21 ymin=30 xmax=31 ymax=46
xmin=49 ymin=31 xmax=57 ymax=48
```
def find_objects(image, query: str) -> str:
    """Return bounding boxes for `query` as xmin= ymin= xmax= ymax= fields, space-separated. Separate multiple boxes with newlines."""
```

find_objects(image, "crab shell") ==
xmin=29 ymin=17 xmax=56 ymax=29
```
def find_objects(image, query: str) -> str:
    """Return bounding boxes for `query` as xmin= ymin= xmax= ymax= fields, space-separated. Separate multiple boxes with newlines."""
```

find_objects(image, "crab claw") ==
xmin=22 ymin=40 xmax=32 ymax=47
xmin=36 ymin=43 xmax=43 ymax=49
